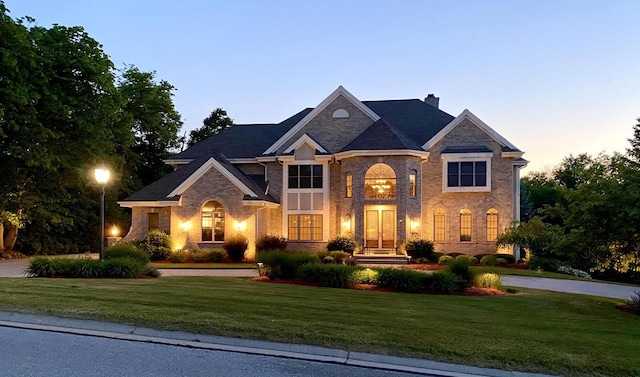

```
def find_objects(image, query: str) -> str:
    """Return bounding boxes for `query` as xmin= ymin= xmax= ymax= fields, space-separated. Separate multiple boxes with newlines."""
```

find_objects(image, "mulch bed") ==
xmin=0 ymin=250 xmax=27 ymax=260
xmin=250 ymin=276 xmax=508 ymax=296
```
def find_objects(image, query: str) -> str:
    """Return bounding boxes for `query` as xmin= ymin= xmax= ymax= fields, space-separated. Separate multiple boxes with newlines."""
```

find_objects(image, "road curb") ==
xmin=0 ymin=312 xmax=556 ymax=377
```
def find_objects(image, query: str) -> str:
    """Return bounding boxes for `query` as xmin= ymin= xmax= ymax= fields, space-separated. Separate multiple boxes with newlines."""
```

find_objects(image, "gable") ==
xmin=422 ymin=109 xmax=520 ymax=153
xmin=264 ymin=86 xmax=380 ymax=155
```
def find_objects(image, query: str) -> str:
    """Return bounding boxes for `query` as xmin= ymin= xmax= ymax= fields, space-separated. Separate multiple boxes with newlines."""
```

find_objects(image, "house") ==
xmin=118 ymin=86 xmax=527 ymax=261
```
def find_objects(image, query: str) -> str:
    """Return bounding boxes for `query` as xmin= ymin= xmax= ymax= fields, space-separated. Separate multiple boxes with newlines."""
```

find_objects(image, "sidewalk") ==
xmin=0 ymin=311 xmax=555 ymax=377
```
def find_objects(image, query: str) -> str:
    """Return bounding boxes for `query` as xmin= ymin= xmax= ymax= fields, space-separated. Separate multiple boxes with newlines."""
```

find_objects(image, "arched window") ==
xmin=433 ymin=208 xmax=446 ymax=242
xmin=460 ymin=208 xmax=472 ymax=242
xmin=365 ymin=163 xmax=396 ymax=199
xmin=486 ymin=208 xmax=498 ymax=242
xmin=202 ymin=200 xmax=225 ymax=242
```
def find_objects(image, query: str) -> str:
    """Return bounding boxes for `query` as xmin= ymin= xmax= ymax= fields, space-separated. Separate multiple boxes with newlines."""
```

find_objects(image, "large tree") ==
xmin=117 ymin=66 xmax=183 ymax=189
xmin=187 ymin=108 xmax=233 ymax=147
xmin=0 ymin=4 xmax=131 ymax=254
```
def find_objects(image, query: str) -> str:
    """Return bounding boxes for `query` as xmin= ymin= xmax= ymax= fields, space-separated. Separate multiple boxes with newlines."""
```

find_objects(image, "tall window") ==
xmin=288 ymin=164 xmax=322 ymax=188
xmin=486 ymin=208 xmax=498 ymax=242
xmin=434 ymin=208 xmax=445 ymax=242
xmin=148 ymin=213 xmax=159 ymax=231
xmin=365 ymin=163 xmax=396 ymax=199
xmin=346 ymin=174 xmax=352 ymax=198
xmin=447 ymin=161 xmax=487 ymax=187
xmin=460 ymin=208 xmax=472 ymax=242
xmin=409 ymin=172 xmax=416 ymax=197
xmin=202 ymin=200 xmax=225 ymax=242
xmin=288 ymin=214 xmax=322 ymax=241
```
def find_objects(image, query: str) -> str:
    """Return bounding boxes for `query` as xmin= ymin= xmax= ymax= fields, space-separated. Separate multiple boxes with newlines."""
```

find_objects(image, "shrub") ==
xmin=496 ymin=254 xmax=516 ymax=264
xmin=255 ymin=234 xmax=288 ymax=252
xmin=375 ymin=268 xmax=426 ymax=293
xmin=474 ymin=273 xmax=503 ymax=290
xmin=257 ymin=250 xmax=319 ymax=279
xmin=496 ymin=258 xmax=508 ymax=266
xmin=447 ymin=252 xmax=465 ymax=258
xmin=329 ymin=251 xmax=350 ymax=264
xmin=414 ymin=257 xmax=430 ymax=264
xmin=424 ymin=271 xmax=465 ymax=293
xmin=192 ymin=249 xmax=226 ymax=263
xmin=143 ymin=265 xmax=161 ymax=278
xmin=223 ymin=235 xmax=249 ymax=261
xmin=469 ymin=256 xmax=479 ymax=264
xmin=103 ymin=257 xmax=145 ymax=278
xmin=352 ymin=268 xmax=378 ymax=284
xmin=445 ymin=257 xmax=475 ymax=284
xmin=431 ymin=252 xmax=444 ymax=263
xmin=438 ymin=255 xmax=454 ymax=265
xmin=26 ymin=256 xmax=154 ymax=279
xmin=403 ymin=239 xmax=435 ymax=260
xmin=105 ymin=243 xmax=150 ymax=264
xmin=168 ymin=249 xmax=190 ymax=263
xmin=527 ymin=256 xmax=563 ymax=272
xmin=628 ymin=291 xmax=640 ymax=314
xmin=326 ymin=236 xmax=357 ymax=253
xmin=142 ymin=230 xmax=173 ymax=261
xmin=557 ymin=265 xmax=592 ymax=279
xmin=480 ymin=255 xmax=499 ymax=266
xmin=297 ymin=264 xmax=358 ymax=288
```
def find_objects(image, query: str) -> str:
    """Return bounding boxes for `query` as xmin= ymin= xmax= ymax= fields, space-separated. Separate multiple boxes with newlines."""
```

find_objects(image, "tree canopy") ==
xmin=187 ymin=108 xmax=233 ymax=146
xmin=0 ymin=5 xmax=182 ymax=254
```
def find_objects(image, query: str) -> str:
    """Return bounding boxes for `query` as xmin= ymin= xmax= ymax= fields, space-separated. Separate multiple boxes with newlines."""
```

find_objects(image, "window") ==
xmin=148 ymin=213 xmax=159 ymax=231
xmin=434 ymin=208 xmax=445 ymax=242
xmin=460 ymin=208 xmax=472 ymax=242
xmin=288 ymin=164 xmax=323 ymax=189
xmin=447 ymin=161 xmax=486 ymax=187
xmin=365 ymin=163 xmax=396 ymax=199
xmin=202 ymin=200 xmax=225 ymax=242
xmin=486 ymin=208 xmax=498 ymax=242
xmin=288 ymin=214 xmax=322 ymax=241
xmin=345 ymin=174 xmax=352 ymax=198
xmin=409 ymin=172 xmax=416 ymax=197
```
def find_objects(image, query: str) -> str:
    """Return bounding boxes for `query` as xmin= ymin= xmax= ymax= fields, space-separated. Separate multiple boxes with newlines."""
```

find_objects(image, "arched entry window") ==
xmin=365 ymin=163 xmax=396 ymax=199
xmin=202 ymin=200 xmax=225 ymax=242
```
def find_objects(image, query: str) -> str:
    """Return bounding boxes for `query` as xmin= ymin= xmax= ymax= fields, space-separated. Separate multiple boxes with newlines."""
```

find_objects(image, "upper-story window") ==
xmin=409 ymin=171 xmax=417 ymax=197
xmin=365 ymin=163 xmax=396 ymax=199
xmin=288 ymin=164 xmax=323 ymax=189
xmin=441 ymin=154 xmax=492 ymax=193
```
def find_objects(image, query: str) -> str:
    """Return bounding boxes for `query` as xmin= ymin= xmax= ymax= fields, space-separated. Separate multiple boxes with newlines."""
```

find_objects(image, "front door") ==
xmin=365 ymin=206 xmax=396 ymax=252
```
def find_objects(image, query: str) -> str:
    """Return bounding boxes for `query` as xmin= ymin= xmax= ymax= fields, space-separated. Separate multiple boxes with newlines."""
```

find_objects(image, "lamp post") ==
xmin=94 ymin=166 xmax=110 ymax=261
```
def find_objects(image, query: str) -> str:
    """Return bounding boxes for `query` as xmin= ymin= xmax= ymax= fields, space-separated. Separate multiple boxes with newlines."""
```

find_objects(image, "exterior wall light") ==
xmin=180 ymin=221 xmax=191 ymax=232
xmin=235 ymin=221 xmax=246 ymax=231
xmin=110 ymin=226 xmax=119 ymax=237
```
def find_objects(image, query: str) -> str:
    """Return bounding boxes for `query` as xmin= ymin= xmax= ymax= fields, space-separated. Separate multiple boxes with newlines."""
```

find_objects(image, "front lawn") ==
xmin=0 ymin=277 xmax=637 ymax=376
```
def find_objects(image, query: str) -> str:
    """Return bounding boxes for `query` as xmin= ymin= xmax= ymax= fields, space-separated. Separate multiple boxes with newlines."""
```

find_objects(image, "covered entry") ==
xmin=364 ymin=205 xmax=396 ymax=253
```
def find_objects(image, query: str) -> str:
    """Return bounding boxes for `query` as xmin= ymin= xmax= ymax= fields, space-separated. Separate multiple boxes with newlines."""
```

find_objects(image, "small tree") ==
xmin=496 ymin=217 xmax=564 ymax=258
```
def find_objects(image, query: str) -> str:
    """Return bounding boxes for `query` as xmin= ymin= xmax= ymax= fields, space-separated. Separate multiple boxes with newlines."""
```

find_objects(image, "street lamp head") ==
xmin=94 ymin=167 xmax=110 ymax=185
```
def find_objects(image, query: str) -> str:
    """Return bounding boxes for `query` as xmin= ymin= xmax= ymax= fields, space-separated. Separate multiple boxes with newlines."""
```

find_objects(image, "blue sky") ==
xmin=6 ymin=0 xmax=640 ymax=173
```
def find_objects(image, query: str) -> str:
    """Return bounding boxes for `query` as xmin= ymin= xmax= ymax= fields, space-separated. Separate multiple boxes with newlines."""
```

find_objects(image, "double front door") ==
xmin=365 ymin=206 xmax=396 ymax=251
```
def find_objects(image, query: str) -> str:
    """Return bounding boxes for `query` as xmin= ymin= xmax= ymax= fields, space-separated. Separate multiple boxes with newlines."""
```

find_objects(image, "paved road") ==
xmin=502 ymin=276 xmax=638 ymax=300
xmin=0 ymin=326 xmax=425 ymax=377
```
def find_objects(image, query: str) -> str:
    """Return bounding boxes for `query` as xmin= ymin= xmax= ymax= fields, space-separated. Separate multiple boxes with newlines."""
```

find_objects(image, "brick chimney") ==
xmin=424 ymin=94 xmax=439 ymax=108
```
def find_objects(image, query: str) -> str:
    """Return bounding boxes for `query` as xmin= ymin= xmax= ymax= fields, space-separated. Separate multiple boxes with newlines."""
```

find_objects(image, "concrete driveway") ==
xmin=0 ymin=258 xmax=29 ymax=277
xmin=502 ymin=276 xmax=638 ymax=300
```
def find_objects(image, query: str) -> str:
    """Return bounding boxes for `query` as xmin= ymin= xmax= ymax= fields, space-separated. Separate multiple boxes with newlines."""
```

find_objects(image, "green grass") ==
xmin=470 ymin=266 xmax=589 ymax=280
xmin=151 ymin=263 xmax=256 ymax=269
xmin=0 ymin=277 xmax=638 ymax=376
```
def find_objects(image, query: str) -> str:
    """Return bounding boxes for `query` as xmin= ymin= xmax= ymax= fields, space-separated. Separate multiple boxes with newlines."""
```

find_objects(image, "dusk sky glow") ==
xmin=6 ymin=0 xmax=640 ymax=174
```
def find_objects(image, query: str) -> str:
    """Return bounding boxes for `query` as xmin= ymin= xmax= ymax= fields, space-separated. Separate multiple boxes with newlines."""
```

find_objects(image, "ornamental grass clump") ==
xmin=474 ymin=273 xmax=503 ymax=290
xmin=223 ymin=235 xmax=249 ymax=261
xmin=26 ymin=256 xmax=158 ymax=279
xmin=104 ymin=243 xmax=150 ymax=264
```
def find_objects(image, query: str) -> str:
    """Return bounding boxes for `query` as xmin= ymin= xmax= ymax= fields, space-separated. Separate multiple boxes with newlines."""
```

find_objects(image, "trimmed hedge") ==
xmin=476 ymin=253 xmax=516 ymax=264
xmin=169 ymin=249 xmax=226 ymax=263
xmin=297 ymin=264 xmax=358 ymax=288
xmin=376 ymin=268 xmax=464 ymax=293
xmin=257 ymin=250 xmax=319 ymax=279
xmin=26 ymin=256 xmax=158 ymax=278
xmin=438 ymin=255 xmax=454 ymax=265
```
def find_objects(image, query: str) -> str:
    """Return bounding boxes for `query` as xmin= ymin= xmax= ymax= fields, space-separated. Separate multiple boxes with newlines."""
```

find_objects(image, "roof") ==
xmin=341 ymin=118 xmax=422 ymax=151
xmin=121 ymin=153 xmax=278 ymax=203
